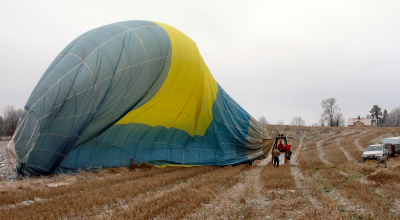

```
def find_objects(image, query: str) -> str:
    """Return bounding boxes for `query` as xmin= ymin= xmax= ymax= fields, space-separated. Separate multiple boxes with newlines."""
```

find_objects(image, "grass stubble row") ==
xmin=0 ymin=166 xmax=183 ymax=205
xmin=1 ymin=166 xmax=219 ymax=219
xmin=110 ymin=164 xmax=249 ymax=219
xmin=297 ymin=137 xmax=344 ymax=219
xmin=260 ymin=164 xmax=304 ymax=219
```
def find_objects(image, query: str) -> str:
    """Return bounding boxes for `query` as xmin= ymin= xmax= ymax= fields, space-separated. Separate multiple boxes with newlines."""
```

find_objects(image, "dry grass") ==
xmin=261 ymin=164 xmax=296 ymax=191
xmin=112 ymin=165 xmax=249 ymax=219
xmin=1 ymin=166 xmax=217 ymax=219
xmin=2 ymin=126 xmax=400 ymax=219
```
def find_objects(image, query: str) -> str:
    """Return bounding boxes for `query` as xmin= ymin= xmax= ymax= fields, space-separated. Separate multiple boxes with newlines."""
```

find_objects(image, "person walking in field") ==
xmin=272 ymin=147 xmax=281 ymax=168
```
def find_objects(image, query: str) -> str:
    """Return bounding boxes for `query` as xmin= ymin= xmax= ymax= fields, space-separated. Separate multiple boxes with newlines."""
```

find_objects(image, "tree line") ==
xmin=367 ymin=104 xmax=400 ymax=127
xmin=258 ymin=97 xmax=345 ymax=127
xmin=1 ymin=99 xmax=398 ymax=140
xmin=0 ymin=105 xmax=23 ymax=139
xmin=258 ymin=97 xmax=400 ymax=127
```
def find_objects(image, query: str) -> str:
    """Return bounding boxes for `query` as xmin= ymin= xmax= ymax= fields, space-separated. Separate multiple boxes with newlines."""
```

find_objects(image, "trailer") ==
xmin=383 ymin=137 xmax=400 ymax=157
xmin=269 ymin=134 xmax=294 ymax=165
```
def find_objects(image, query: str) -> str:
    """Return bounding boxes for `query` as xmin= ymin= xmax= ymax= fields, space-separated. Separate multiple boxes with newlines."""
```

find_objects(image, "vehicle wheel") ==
xmin=362 ymin=158 xmax=366 ymax=162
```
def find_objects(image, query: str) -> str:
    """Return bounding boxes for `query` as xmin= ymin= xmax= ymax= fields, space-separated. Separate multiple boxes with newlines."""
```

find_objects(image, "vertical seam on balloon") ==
xmin=150 ymin=128 xmax=165 ymax=163
xmin=20 ymin=112 xmax=51 ymax=152
xmin=20 ymin=133 xmax=40 ymax=162
xmin=116 ymin=24 xmax=148 ymax=61
xmin=105 ymin=125 xmax=125 ymax=168
xmin=120 ymin=124 xmax=139 ymax=166
xmin=12 ymin=111 xmax=30 ymax=145
xmin=171 ymin=28 xmax=183 ymax=57
xmin=175 ymin=54 xmax=214 ymax=134
xmin=115 ymin=24 xmax=151 ymax=107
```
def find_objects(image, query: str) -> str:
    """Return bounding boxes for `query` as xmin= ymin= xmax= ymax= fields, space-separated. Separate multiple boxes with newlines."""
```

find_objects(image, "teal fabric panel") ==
xmin=14 ymin=21 xmax=172 ymax=175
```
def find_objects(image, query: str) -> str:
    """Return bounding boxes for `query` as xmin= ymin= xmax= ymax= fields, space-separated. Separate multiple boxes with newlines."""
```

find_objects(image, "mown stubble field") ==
xmin=1 ymin=125 xmax=400 ymax=219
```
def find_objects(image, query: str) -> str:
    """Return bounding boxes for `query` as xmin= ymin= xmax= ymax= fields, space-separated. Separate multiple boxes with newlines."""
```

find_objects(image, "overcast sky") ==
xmin=1 ymin=1 xmax=399 ymax=125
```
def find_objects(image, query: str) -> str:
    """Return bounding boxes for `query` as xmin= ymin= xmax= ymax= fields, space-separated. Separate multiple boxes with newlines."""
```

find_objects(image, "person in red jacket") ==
xmin=277 ymin=140 xmax=285 ymax=152
xmin=285 ymin=143 xmax=291 ymax=152
xmin=286 ymin=143 xmax=292 ymax=160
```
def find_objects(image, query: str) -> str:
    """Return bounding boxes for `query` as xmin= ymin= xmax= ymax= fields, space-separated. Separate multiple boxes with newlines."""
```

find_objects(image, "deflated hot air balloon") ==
xmin=10 ymin=20 xmax=263 ymax=175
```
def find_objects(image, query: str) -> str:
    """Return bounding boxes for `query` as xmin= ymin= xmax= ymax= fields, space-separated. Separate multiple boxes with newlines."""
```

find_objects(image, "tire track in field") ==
xmin=354 ymin=130 xmax=374 ymax=151
xmin=289 ymin=138 xmax=320 ymax=208
xmin=315 ymin=130 xmax=349 ymax=164
xmin=333 ymin=129 xmax=364 ymax=162
xmin=316 ymin=139 xmax=333 ymax=166
xmin=290 ymin=137 xmax=304 ymax=166
xmin=336 ymin=138 xmax=355 ymax=161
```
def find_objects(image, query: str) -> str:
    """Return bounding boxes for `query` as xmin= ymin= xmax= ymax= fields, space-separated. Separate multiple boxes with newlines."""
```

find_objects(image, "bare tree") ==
xmin=319 ymin=118 xmax=325 ymax=126
xmin=258 ymin=116 xmax=269 ymax=125
xmin=0 ymin=116 xmax=3 ymax=137
xmin=2 ymin=105 xmax=23 ymax=137
xmin=333 ymin=112 xmax=346 ymax=127
xmin=320 ymin=97 xmax=345 ymax=127
xmin=290 ymin=116 xmax=306 ymax=126
xmin=277 ymin=120 xmax=284 ymax=125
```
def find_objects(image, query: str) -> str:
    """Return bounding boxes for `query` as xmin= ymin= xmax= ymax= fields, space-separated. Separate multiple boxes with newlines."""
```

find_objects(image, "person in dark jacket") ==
xmin=272 ymin=147 xmax=281 ymax=168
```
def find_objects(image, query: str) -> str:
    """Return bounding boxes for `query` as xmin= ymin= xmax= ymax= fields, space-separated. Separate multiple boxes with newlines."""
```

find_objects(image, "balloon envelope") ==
xmin=13 ymin=20 xmax=263 ymax=175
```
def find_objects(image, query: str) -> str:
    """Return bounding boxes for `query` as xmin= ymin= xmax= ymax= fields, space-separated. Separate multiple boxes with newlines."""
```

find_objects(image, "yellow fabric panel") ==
xmin=116 ymin=22 xmax=218 ymax=136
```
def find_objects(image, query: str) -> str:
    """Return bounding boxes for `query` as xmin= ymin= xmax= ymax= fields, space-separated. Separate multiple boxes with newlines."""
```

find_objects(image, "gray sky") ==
xmin=1 ymin=1 xmax=399 ymax=125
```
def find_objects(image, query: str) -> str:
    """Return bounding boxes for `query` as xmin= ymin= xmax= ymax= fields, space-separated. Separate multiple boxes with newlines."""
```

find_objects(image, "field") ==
xmin=1 ymin=126 xmax=400 ymax=219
